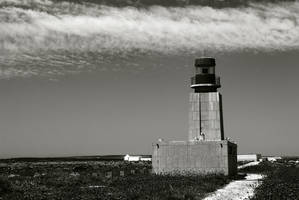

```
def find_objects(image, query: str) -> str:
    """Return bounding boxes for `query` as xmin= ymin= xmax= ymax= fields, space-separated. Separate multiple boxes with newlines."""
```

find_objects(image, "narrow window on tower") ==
xmin=202 ymin=68 xmax=209 ymax=74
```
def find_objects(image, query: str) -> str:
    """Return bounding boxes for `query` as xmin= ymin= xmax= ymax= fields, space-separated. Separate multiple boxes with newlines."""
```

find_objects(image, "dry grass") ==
xmin=0 ymin=161 xmax=232 ymax=200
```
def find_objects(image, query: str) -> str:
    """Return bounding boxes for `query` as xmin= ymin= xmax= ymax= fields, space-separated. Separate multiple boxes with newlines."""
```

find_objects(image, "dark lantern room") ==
xmin=191 ymin=57 xmax=221 ymax=93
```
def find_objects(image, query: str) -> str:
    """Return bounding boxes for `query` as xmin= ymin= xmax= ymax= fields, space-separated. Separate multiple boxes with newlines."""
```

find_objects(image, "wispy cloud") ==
xmin=0 ymin=0 xmax=298 ymax=78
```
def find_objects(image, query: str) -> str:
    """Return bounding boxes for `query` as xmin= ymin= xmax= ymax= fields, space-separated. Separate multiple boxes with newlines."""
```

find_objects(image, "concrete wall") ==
xmin=189 ymin=92 xmax=224 ymax=141
xmin=227 ymin=143 xmax=238 ymax=175
xmin=152 ymin=140 xmax=237 ymax=176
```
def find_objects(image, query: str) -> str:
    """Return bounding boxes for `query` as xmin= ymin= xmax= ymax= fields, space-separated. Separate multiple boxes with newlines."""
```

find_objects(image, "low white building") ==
xmin=267 ymin=157 xmax=282 ymax=162
xmin=237 ymin=154 xmax=262 ymax=162
xmin=124 ymin=154 xmax=141 ymax=162
xmin=124 ymin=154 xmax=152 ymax=162
xmin=140 ymin=157 xmax=151 ymax=161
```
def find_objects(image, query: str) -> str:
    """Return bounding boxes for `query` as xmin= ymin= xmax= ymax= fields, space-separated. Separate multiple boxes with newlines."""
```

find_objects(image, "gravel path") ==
xmin=203 ymin=174 xmax=264 ymax=200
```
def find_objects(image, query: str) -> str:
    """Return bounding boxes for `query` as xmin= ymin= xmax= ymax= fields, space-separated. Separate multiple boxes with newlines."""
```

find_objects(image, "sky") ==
xmin=0 ymin=0 xmax=298 ymax=158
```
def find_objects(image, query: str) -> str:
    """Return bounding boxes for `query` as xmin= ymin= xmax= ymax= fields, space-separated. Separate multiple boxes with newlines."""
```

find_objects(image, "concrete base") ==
xmin=152 ymin=140 xmax=237 ymax=176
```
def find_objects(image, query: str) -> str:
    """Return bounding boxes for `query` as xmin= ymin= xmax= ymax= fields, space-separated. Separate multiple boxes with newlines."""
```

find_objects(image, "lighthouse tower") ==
xmin=189 ymin=57 xmax=224 ymax=141
xmin=152 ymin=57 xmax=237 ymax=176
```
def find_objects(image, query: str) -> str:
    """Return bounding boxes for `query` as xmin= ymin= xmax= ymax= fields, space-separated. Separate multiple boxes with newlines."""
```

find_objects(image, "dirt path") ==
xmin=238 ymin=161 xmax=260 ymax=169
xmin=203 ymin=174 xmax=263 ymax=200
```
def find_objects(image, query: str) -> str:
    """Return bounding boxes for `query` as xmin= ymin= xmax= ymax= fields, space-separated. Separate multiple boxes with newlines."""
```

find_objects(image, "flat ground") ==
xmin=0 ymin=160 xmax=233 ymax=200
xmin=2 ymin=159 xmax=297 ymax=199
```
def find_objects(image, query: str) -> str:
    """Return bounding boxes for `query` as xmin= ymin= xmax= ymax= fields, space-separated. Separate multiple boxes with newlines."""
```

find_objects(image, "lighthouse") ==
xmin=189 ymin=57 xmax=224 ymax=141
xmin=152 ymin=57 xmax=237 ymax=176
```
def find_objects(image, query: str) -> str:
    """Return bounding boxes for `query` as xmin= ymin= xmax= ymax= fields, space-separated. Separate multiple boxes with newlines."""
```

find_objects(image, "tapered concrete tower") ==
xmin=152 ymin=57 xmax=237 ymax=176
xmin=189 ymin=57 xmax=224 ymax=141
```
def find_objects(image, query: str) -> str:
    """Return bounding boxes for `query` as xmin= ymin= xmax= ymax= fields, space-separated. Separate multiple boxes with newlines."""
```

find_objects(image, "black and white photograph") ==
xmin=0 ymin=0 xmax=298 ymax=199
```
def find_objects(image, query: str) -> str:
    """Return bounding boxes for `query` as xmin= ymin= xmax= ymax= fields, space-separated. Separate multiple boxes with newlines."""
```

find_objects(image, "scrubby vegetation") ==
xmin=0 ymin=160 xmax=232 ymax=200
xmin=239 ymin=158 xmax=299 ymax=200
xmin=0 ymin=177 xmax=13 ymax=195
xmin=109 ymin=173 xmax=230 ymax=200
xmin=250 ymin=165 xmax=299 ymax=200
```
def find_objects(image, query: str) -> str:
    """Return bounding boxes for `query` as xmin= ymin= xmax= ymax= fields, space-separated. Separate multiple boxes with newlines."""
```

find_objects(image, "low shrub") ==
xmin=250 ymin=165 xmax=299 ymax=200
xmin=0 ymin=177 xmax=13 ymax=195
xmin=0 ymin=161 xmax=232 ymax=200
xmin=109 ymin=173 xmax=230 ymax=200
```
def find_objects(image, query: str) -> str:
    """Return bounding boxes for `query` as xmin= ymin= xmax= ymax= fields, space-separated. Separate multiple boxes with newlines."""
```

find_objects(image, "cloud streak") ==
xmin=0 ymin=0 xmax=299 ymax=78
